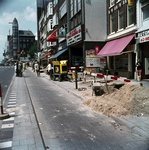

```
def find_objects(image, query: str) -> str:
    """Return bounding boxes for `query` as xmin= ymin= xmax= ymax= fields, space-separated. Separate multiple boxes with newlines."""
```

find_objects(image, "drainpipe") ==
xmin=82 ymin=0 xmax=86 ymax=69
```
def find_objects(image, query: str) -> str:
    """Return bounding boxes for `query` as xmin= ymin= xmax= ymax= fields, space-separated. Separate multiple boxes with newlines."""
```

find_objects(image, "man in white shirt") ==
xmin=47 ymin=62 xmax=52 ymax=79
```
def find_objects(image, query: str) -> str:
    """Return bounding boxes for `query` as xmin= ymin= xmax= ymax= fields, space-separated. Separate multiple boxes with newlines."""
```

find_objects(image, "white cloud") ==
xmin=23 ymin=6 xmax=36 ymax=22
xmin=0 ymin=5 xmax=36 ymax=26
xmin=0 ymin=11 xmax=20 ymax=25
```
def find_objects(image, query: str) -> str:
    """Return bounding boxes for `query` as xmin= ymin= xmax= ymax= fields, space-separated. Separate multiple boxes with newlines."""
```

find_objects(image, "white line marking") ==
xmin=0 ymin=141 xmax=12 ymax=148
xmin=8 ymin=102 xmax=16 ymax=104
xmin=1 ymin=124 xmax=14 ymax=129
xmin=7 ymin=105 xmax=16 ymax=107
xmin=9 ymin=99 xmax=16 ymax=101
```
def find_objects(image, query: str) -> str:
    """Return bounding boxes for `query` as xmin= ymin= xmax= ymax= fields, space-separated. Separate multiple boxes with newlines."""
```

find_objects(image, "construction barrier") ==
xmin=84 ymin=71 xmax=131 ymax=82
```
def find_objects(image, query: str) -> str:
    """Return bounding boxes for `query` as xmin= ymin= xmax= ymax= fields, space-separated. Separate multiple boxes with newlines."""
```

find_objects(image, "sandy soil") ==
xmin=79 ymin=82 xmax=149 ymax=118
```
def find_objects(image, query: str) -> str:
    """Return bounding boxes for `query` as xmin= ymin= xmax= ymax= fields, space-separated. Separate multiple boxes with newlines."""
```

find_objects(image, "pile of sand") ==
xmin=82 ymin=82 xmax=149 ymax=117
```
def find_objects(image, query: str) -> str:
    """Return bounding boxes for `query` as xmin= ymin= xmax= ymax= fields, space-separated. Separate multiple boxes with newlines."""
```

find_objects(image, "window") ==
xmin=53 ymin=13 xmax=58 ymax=27
xmin=142 ymin=3 xmax=149 ymax=20
xmin=110 ymin=0 xmax=115 ymax=6
xmin=71 ymin=19 xmax=74 ymax=29
xmin=47 ymin=42 xmax=53 ymax=47
xmin=47 ymin=19 xmax=53 ymax=31
xmin=110 ymin=12 xmax=115 ymax=33
xmin=127 ymin=5 xmax=135 ymax=25
xmin=78 ymin=0 xmax=81 ymax=11
xmin=78 ymin=12 xmax=81 ymax=23
xmin=47 ymin=2 xmax=53 ymax=17
xmin=53 ymin=0 xmax=58 ymax=7
xmin=74 ymin=16 xmax=77 ymax=26
xmin=23 ymin=43 xmax=26 ymax=49
xmin=59 ymin=1 xmax=66 ymax=19
xmin=70 ymin=0 xmax=73 ymax=18
xmin=74 ymin=0 xmax=77 ymax=15
xmin=118 ymin=7 xmax=124 ymax=29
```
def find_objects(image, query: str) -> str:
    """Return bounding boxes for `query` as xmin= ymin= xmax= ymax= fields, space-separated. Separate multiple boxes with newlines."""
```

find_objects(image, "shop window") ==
xmin=115 ymin=54 xmax=128 ymax=70
xmin=127 ymin=5 xmax=135 ymax=26
xmin=118 ymin=7 xmax=124 ymax=29
xmin=110 ymin=12 xmax=115 ymax=33
xmin=142 ymin=3 xmax=149 ymax=20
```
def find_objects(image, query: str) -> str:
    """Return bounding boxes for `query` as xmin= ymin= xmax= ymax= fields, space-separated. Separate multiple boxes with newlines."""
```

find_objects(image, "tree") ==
xmin=27 ymin=41 xmax=37 ymax=60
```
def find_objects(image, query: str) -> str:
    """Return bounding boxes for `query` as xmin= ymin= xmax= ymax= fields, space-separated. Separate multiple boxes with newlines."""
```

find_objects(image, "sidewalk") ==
xmin=37 ymin=68 xmax=149 ymax=140
xmin=0 ymin=74 xmax=44 ymax=150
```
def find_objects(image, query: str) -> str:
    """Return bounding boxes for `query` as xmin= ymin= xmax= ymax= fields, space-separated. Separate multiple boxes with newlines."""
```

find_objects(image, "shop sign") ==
xmin=95 ymin=46 xmax=100 ymax=54
xmin=128 ymin=0 xmax=135 ymax=7
xmin=140 ymin=35 xmax=149 ymax=43
xmin=137 ymin=29 xmax=149 ymax=38
xmin=66 ymin=25 xmax=82 ymax=46
xmin=86 ymin=50 xmax=96 ymax=57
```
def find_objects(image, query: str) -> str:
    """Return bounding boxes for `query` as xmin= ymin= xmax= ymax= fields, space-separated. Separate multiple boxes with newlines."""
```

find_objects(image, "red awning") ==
xmin=96 ymin=34 xmax=135 ymax=57
xmin=46 ymin=29 xmax=58 ymax=42
xmin=40 ymin=52 xmax=51 ymax=59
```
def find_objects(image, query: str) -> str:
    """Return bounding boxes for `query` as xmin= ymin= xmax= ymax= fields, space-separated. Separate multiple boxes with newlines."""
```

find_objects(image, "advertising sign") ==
xmin=86 ymin=57 xmax=101 ymax=67
xmin=66 ymin=25 xmax=82 ymax=46
xmin=128 ymin=0 xmax=135 ymax=7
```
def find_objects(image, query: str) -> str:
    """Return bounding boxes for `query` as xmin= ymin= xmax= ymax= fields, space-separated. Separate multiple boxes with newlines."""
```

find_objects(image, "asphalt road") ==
xmin=24 ymin=69 xmax=149 ymax=150
xmin=0 ymin=66 xmax=15 ymax=102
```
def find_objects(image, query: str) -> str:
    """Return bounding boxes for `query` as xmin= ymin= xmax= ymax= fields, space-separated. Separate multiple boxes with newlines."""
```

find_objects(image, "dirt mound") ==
xmin=82 ymin=82 xmax=149 ymax=117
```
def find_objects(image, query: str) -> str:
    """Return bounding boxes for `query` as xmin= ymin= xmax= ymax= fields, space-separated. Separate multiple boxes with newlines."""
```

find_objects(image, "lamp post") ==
xmin=21 ymin=50 xmax=25 ymax=61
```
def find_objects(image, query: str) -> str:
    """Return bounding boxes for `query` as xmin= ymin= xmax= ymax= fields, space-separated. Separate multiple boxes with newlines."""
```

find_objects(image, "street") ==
xmin=0 ymin=66 xmax=15 ymax=103
xmin=0 ymin=67 xmax=149 ymax=150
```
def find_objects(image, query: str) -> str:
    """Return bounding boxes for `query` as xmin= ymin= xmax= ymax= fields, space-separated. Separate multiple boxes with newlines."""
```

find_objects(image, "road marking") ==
xmin=7 ymin=105 xmax=16 ymax=108
xmin=1 ymin=124 xmax=14 ymax=129
xmin=0 ymin=141 xmax=12 ymax=149
xmin=9 ymin=112 xmax=15 ymax=116
xmin=8 ymin=102 xmax=16 ymax=104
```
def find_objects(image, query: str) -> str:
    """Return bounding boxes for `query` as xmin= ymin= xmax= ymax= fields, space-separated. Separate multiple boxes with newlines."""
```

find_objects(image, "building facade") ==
xmin=97 ymin=0 xmax=137 ymax=79
xmin=135 ymin=0 xmax=149 ymax=79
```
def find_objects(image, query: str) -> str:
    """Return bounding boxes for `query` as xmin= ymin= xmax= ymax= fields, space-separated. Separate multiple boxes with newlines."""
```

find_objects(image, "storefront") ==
xmin=97 ymin=34 xmax=136 ymax=78
xmin=136 ymin=29 xmax=149 ymax=79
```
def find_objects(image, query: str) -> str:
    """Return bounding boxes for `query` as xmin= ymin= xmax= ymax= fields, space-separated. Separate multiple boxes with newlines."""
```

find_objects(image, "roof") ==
xmin=19 ymin=30 xmax=35 ymax=36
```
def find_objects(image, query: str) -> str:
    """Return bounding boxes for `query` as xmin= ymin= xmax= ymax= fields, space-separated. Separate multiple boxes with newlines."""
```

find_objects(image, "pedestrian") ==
xmin=17 ymin=61 xmax=23 ymax=77
xmin=32 ymin=61 xmax=35 ymax=72
xmin=15 ymin=61 xmax=19 ymax=76
xmin=34 ymin=61 xmax=40 ymax=76
xmin=47 ymin=62 xmax=52 ymax=79
xmin=23 ymin=62 xmax=26 ymax=71
xmin=136 ymin=58 xmax=142 ymax=81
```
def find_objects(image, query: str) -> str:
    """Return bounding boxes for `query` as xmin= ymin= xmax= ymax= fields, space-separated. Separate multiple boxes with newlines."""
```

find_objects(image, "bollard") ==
xmin=0 ymin=84 xmax=9 ymax=120
xmin=84 ymin=73 xmax=86 ymax=82
xmin=75 ymin=69 xmax=78 ymax=89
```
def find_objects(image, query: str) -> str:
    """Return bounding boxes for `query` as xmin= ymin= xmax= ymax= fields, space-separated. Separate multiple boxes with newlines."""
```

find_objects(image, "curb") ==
xmin=111 ymin=115 xmax=149 ymax=139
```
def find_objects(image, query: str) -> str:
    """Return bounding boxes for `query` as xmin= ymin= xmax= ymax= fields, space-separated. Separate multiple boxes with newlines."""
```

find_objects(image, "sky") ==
xmin=0 ymin=0 xmax=37 ymax=61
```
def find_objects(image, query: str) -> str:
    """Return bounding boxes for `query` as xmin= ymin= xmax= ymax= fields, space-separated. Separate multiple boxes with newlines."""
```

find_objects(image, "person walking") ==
xmin=23 ymin=62 xmax=26 ymax=71
xmin=136 ymin=58 xmax=142 ymax=81
xmin=17 ymin=61 xmax=23 ymax=77
xmin=34 ymin=61 xmax=40 ymax=77
xmin=47 ymin=62 xmax=52 ymax=79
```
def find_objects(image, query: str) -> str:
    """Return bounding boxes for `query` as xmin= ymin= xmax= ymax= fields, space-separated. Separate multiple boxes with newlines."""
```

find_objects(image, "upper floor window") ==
xmin=74 ymin=0 xmax=77 ymax=15
xmin=78 ymin=0 xmax=81 ymax=11
xmin=110 ymin=12 xmax=115 ymax=33
xmin=53 ymin=13 xmax=58 ymax=27
xmin=53 ymin=0 xmax=58 ymax=7
xmin=47 ymin=2 xmax=53 ymax=17
xmin=127 ymin=5 xmax=135 ymax=26
xmin=110 ymin=0 xmax=115 ymax=6
xmin=142 ymin=3 xmax=149 ymax=20
xmin=118 ymin=7 xmax=124 ymax=29
xmin=70 ymin=0 xmax=74 ymax=18
xmin=59 ymin=0 xmax=66 ymax=19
